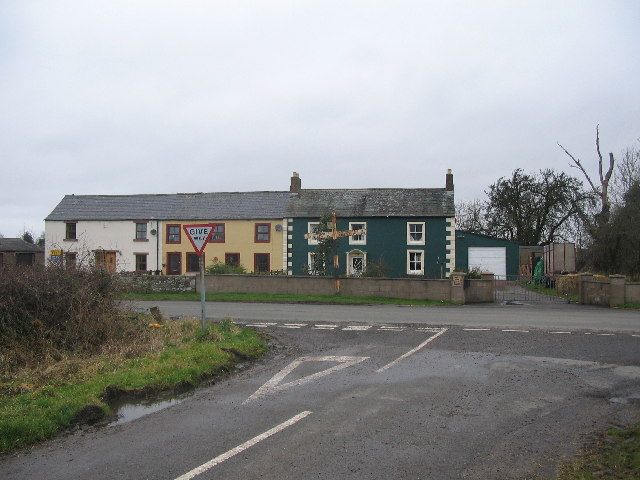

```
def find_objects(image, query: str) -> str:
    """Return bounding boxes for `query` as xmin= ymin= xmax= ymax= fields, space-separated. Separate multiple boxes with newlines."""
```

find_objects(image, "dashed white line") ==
xmin=550 ymin=331 xmax=571 ymax=334
xmin=501 ymin=329 xmax=529 ymax=333
xmin=378 ymin=326 xmax=405 ymax=331
xmin=174 ymin=411 xmax=312 ymax=480
xmin=278 ymin=323 xmax=306 ymax=329
xmin=463 ymin=328 xmax=491 ymax=331
xmin=632 ymin=334 xmax=640 ymax=338
xmin=342 ymin=326 xmax=371 ymax=331
xmin=246 ymin=323 xmax=277 ymax=328
xmin=376 ymin=328 xmax=448 ymax=372
xmin=597 ymin=333 xmax=615 ymax=336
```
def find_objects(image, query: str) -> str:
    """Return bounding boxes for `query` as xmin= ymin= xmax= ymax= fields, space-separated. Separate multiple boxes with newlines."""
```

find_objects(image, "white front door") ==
xmin=347 ymin=251 xmax=366 ymax=276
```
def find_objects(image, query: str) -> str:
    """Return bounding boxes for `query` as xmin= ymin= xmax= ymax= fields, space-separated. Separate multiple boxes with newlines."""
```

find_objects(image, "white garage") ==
xmin=468 ymin=247 xmax=506 ymax=277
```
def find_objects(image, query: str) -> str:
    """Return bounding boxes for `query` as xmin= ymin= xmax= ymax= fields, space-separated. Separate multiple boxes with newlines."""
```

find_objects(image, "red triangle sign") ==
xmin=183 ymin=224 xmax=215 ymax=256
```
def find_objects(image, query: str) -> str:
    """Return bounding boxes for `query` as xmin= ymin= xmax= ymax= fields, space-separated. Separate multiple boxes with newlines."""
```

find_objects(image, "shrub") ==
xmin=205 ymin=262 xmax=246 ymax=274
xmin=0 ymin=264 xmax=146 ymax=373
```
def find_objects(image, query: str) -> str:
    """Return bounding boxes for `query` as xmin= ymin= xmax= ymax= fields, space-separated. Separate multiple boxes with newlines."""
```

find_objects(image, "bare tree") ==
xmin=455 ymin=199 xmax=486 ymax=234
xmin=611 ymin=140 xmax=640 ymax=206
xmin=558 ymin=125 xmax=615 ymax=224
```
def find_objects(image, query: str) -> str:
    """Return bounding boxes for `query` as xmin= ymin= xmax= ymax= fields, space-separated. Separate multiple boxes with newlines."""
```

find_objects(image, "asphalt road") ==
xmin=2 ymin=304 xmax=639 ymax=479
xmin=130 ymin=300 xmax=640 ymax=332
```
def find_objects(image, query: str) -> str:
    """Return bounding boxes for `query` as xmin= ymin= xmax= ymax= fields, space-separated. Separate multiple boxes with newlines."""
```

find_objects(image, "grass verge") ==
xmin=557 ymin=423 xmax=640 ymax=479
xmin=617 ymin=303 xmax=640 ymax=310
xmin=0 ymin=320 xmax=266 ymax=453
xmin=121 ymin=291 xmax=455 ymax=306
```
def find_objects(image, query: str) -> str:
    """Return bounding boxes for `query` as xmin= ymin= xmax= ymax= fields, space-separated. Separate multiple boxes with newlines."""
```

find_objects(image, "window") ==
xmin=167 ymin=224 xmax=181 ymax=244
xmin=225 ymin=253 xmax=240 ymax=266
xmin=65 ymin=252 xmax=77 ymax=269
xmin=210 ymin=223 xmax=225 ymax=243
xmin=255 ymin=223 xmax=271 ymax=243
xmin=135 ymin=254 xmax=148 ymax=272
xmin=349 ymin=222 xmax=366 ymax=245
xmin=254 ymin=253 xmax=270 ymax=273
xmin=407 ymin=222 xmax=425 ymax=245
xmin=307 ymin=252 xmax=325 ymax=275
xmin=186 ymin=252 xmax=201 ymax=273
xmin=307 ymin=222 xmax=320 ymax=245
xmin=65 ymin=222 xmax=77 ymax=240
xmin=407 ymin=250 xmax=424 ymax=275
xmin=16 ymin=253 xmax=34 ymax=266
xmin=135 ymin=222 xmax=148 ymax=240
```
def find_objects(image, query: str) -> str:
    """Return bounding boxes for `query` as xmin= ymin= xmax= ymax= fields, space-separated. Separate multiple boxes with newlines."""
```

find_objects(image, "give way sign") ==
xmin=183 ymin=224 xmax=215 ymax=256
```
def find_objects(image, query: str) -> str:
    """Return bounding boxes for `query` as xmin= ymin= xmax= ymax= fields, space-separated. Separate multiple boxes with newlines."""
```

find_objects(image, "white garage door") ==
xmin=468 ymin=247 xmax=506 ymax=277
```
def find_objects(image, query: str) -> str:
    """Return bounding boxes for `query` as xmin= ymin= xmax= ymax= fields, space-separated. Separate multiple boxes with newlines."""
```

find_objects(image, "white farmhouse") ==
xmin=45 ymin=195 xmax=163 ymax=272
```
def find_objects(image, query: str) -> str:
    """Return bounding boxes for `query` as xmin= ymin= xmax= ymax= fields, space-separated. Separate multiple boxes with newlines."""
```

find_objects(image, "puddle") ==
xmin=608 ymin=393 xmax=640 ymax=405
xmin=108 ymin=395 xmax=187 ymax=426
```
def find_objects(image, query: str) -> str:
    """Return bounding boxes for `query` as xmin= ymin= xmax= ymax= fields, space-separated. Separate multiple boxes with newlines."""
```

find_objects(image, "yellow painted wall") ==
xmin=162 ymin=219 xmax=285 ymax=274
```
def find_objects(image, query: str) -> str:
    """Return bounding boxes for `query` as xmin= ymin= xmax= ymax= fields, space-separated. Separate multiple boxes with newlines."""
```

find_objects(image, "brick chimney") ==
xmin=290 ymin=171 xmax=301 ymax=193
xmin=445 ymin=169 xmax=454 ymax=191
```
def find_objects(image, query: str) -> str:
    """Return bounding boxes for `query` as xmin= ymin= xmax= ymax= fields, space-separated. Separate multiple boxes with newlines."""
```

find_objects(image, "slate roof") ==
xmin=286 ymin=189 xmax=454 ymax=218
xmin=0 ymin=238 xmax=44 ymax=253
xmin=45 ymin=192 xmax=293 ymax=221
xmin=45 ymin=188 xmax=454 ymax=221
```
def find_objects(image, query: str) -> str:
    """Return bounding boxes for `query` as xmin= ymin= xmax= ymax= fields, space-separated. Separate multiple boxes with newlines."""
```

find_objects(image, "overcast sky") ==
xmin=1 ymin=1 xmax=639 ymax=237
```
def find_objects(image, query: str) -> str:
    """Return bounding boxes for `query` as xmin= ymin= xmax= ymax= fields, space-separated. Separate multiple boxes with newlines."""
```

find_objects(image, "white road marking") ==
xmin=278 ymin=324 xmax=306 ymax=329
xmin=244 ymin=355 xmax=369 ymax=403
xmin=376 ymin=328 xmax=448 ymax=373
xmin=463 ymin=328 xmax=491 ymax=331
xmin=632 ymin=334 xmax=640 ymax=338
xmin=502 ymin=329 xmax=529 ymax=333
xmin=417 ymin=327 xmax=444 ymax=332
xmin=550 ymin=331 xmax=571 ymax=334
xmin=342 ymin=325 xmax=371 ymax=331
xmin=174 ymin=411 xmax=312 ymax=480
xmin=246 ymin=323 xmax=277 ymax=328
xmin=584 ymin=332 xmax=592 ymax=335
xmin=378 ymin=326 xmax=405 ymax=331
xmin=598 ymin=333 xmax=615 ymax=336
xmin=314 ymin=324 xmax=338 ymax=328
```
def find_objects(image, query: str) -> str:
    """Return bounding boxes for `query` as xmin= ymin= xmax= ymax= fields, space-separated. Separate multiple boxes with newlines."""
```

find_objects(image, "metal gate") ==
xmin=493 ymin=275 xmax=571 ymax=304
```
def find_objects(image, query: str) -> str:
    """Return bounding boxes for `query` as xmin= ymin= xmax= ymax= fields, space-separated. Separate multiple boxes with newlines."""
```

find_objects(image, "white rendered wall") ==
xmin=45 ymin=220 xmax=163 ymax=272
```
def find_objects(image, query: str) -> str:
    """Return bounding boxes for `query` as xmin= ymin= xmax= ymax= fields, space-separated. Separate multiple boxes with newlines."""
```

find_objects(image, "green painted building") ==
xmin=454 ymin=231 xmax=520 ymax=278
xmin=284 ymin=172 xmax=456 ymax=279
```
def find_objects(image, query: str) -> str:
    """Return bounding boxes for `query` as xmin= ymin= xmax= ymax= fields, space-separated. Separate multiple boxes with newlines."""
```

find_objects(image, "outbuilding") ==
xmin=455 ymin=231 xmax=519 ymax=278
xmin=0 ymin=238 xmax=44 ymax=267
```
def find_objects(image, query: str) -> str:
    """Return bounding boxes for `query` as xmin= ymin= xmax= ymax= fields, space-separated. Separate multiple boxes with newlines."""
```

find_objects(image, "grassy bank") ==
xmin=121 ymin=291 xmax=455 ymax=306
xmin=0 ymin=320 xmax=266 ymax=453
xmin=558 ymin=423 xmax=640 ymax=479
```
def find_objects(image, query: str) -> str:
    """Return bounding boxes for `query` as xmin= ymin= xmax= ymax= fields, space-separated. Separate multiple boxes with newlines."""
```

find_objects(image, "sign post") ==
xmin=183 ymin=224 xmax=215 ymax=331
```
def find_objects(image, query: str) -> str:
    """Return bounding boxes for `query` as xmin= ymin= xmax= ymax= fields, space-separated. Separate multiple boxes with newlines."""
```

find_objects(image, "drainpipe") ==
xmin=156 ymin=220 xmax=160 ymax=273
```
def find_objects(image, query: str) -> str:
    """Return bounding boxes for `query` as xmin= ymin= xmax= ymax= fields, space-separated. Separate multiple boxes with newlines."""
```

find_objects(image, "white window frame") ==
xmin=348 ymin=221 xmax=367 ymax=245
xmin=407 ymin=249 xmax=425 ymax=275
xmin=346 ymin=250 xmax=367 ymax=276
xmin=307 ymin=251 xmax=325 ymax=275
xmin=307 ymin=222 xmax=320 ymax=245
xmin=407 ymin=222 xmax=426 ymax=245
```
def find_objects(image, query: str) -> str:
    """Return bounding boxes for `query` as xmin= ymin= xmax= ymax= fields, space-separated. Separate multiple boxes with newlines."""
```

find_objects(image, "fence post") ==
xmin=609 ymin=275 xmax=626 ymax=307
xmin=450 ymin=272 xmax=465 ymax=304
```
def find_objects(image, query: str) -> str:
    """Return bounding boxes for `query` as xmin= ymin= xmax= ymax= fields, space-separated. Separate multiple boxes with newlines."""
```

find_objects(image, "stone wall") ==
xmin=579 ymin=274 xmax=638 ymax=307
xmin=197 ymin=273 xmax=494 ymax=304
xmin=120 ymin=274 xmax=195 ymax=293
xmin=625 ymin=283 xmax=640 ymax=303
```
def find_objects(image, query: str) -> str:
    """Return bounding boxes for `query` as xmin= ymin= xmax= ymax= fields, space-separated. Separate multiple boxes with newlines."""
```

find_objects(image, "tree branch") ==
xmin=558 ymin=142 xmax=600 ymax=195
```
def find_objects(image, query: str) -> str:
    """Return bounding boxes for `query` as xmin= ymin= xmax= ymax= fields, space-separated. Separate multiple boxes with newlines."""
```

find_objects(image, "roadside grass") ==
xmin=120 ymin=291 xmax=456 ymax=306
xmin=0 ymin=320 xmax=266 ymax=453
xmin=618 ymin=303 xmax=640 ymax=310
xmin=524 ymin=283 xmax=578 ymax=303
xmin=557 ymin=423 xmax=640 ymax=479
